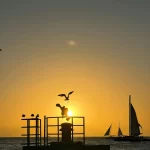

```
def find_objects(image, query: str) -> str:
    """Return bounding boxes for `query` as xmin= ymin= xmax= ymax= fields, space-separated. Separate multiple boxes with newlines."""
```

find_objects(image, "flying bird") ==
xmin=58 ymin=91 xmax=74 ymax=101
xmin=0 ymin=49 xmax=2 ymax=51
xmin=56 ymin=103 xmax=68 ymax=118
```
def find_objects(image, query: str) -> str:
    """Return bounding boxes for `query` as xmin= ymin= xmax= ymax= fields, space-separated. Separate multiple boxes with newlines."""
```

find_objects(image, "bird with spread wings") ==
xmin=58 ymin=91 xmax=74 ymax=101
xmin=56 ymin=103 xmax=70 ymax=121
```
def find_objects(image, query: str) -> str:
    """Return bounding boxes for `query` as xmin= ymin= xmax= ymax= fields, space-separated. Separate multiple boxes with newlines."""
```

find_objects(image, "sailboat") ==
xmin=104 ymin=124 xmax=116 ymax=139
xmin=114 ymin=95 xmax=150 ymax=141
xmin=104 ymin=124 xmax=112 ymax=137
xmin=117 ymin=123 xmax=123 ymax=137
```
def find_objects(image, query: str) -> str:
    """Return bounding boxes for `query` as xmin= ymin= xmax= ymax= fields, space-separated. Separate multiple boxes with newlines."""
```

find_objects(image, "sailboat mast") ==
xmin=129 ymin=95 xmax=131 ymax=136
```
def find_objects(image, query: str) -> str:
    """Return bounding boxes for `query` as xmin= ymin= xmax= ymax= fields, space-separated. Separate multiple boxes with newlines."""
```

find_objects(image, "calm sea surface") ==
xmin=0 ymin=137 xmax=150 ymax=150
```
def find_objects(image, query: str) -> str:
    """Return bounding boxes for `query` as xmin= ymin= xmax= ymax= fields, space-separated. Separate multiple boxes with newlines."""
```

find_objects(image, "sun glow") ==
xmin=67 ymin=110 xmax=73 ymax=116
xmin=67 ymin=40 xmax=76 ymax=46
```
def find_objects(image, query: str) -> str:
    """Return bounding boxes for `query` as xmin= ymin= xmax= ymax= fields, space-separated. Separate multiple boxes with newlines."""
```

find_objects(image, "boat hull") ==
xmin=103 ymin=137 xmax=116 ymax=140
xmin=114 ymin=136 xmax=150 ymax=142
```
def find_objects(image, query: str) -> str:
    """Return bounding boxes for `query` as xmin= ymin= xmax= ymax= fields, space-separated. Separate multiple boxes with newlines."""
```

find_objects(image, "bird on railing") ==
xmin=58 ymin=91 xmax=74 ymax=101
xmin=22 ymin=114 xmax=25 ymax=117
xmin=31 ymin=114 xmax=34 ymax=117
xmin=36 ymin=114 xmax=39 ymax=118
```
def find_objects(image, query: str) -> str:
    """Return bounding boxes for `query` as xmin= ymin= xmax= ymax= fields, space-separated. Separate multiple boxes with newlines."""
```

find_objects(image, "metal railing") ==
xmin=21 ymin=117 xmax=41 ymax=146
xmin=44 ymin=116 xmax=85 ymax=145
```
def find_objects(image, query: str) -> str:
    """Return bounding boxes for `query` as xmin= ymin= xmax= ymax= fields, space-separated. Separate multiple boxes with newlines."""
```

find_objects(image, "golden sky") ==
xmin=0 ymin=1 xmax=150 ymax=137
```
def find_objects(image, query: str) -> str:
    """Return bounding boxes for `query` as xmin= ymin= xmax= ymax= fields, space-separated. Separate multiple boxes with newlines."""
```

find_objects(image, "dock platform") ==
xmin=23 ymin=144 xmax=110 ymax=150
xmin=21 ymin=115 xmax=110 ymax=150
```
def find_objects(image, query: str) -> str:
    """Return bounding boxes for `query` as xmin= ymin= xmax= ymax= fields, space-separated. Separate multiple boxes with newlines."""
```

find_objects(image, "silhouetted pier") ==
xmin=21 ymin=115 xmax=110 ymax=150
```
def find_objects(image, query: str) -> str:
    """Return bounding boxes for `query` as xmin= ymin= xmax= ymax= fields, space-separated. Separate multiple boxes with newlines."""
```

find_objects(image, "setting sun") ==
xmin=67 ymin=110 xmax=73 ymax=116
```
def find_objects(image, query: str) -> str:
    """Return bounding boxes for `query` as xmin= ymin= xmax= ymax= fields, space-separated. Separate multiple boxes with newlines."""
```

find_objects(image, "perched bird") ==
xmin=58 ymin=91 xmax=74 ymax=101
xmin=22 ymin=114 xmax=25 ymax=117
xmin=31 ymin=114 xmax=34 ymax=117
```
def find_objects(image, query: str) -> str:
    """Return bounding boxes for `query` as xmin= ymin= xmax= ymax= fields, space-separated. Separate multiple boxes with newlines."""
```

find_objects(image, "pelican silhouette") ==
xmin=58 ymin=91 xmax=74 ymax=101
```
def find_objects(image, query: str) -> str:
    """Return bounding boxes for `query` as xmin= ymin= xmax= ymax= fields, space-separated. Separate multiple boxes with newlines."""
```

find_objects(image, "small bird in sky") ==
xmin=58 ymin=91 xmax=74 ymax=101
xmin=0 ymin=49 xmax=2 ymax=51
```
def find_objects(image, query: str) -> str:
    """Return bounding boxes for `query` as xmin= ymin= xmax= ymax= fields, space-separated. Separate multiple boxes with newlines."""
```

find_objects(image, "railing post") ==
xmin=40 ymin=119 xmax=41 ymax=146
xmin=57 ymin=117 xmax=59 ymax=142
xmin=71 ymin=117 xmax=74 ymax=143
xmin=27 ymin=119 xmax=30 ymax=146
xmin=47 ymin=118 xmax=48 ymax=145
xmin=44 ymin=116 xmax=46 ymax=146
xmin=83 ymin=117 xmax=85 ymax=145
xmin=35 ymin=118 xmax=38 ymax=146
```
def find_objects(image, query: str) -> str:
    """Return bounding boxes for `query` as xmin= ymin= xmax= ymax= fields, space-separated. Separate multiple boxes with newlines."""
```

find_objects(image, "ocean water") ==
xmin=0 ymin=137 xmax=150 ymax=150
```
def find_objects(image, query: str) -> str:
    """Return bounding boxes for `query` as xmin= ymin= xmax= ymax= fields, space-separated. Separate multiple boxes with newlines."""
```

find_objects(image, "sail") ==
xmin=130 ymin=103 xmax=141 ymax=136
xmin=118 ymin=127 xmax=123 ymax=136
xmin=104 ymin=124 xmax=112 ymax=136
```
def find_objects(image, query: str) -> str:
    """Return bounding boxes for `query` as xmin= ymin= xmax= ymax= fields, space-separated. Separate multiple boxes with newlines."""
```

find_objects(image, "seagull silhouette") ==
xmin=56 ymin=103 xmax=70 ymax=120
xmin=58 ymin=91 xmax=74 ymax=101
